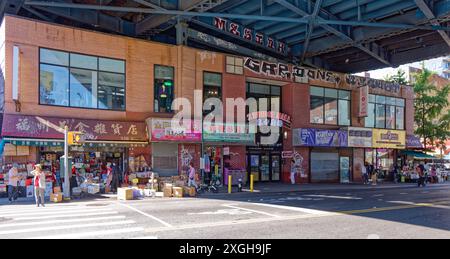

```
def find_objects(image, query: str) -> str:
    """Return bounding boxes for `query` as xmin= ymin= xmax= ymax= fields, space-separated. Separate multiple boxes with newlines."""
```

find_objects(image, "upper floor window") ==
xmin=365 ymin=94 xmax=405 ymax=130
xmin=39 ymin=48 xmax=125 ymax=110
xmin=226 ymin=56 xmax=244 ymax=75
xmin=310 ymin=86 xmax=351 ymax=126
xmin=154 ymin=65 xmax=174 ymax=113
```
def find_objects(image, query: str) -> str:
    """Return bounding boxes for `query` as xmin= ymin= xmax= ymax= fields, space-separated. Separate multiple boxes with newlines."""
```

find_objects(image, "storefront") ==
xmin=364 ymin=129 xmax=406 ymax=180
xmin=293 ymin=128 xmax=351 ymax=183
xmin=0 ymin=114 xmax=148 ymax=196
xmin=147 ymin=118 xmax=202 ymax=177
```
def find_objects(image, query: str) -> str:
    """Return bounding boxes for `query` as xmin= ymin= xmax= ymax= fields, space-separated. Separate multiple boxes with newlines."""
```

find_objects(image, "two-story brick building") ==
xmin=0 ymin=16 xmax=416 ymax=186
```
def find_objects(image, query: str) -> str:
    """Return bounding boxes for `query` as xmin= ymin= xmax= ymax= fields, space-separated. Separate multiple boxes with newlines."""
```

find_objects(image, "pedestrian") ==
xmin=371 ymin=165 xmax=378 ymax=186
xmin=290 ymin=160 xmax=297 ymax=185
xmin=417 ymin=163 xmax=426 ymax=187
xmin=362 ymin=162 xmax=369 ymax=185
xmin=111 ymin=163 xmax=120 ymax=193
xmin=430 ymin=166 xmax=437 ymax=184
xmin=8 ymin=163 xmax=20 ymax=204
xmin=70 ymin=165 xmax=78 ymax=196
xmin=393 ymin=164 xmax=400 ymax=184
xmin=188 ymin=162 xmax=198 ymax=189
xmin=32 ymin=164 xmax=46 ymax=207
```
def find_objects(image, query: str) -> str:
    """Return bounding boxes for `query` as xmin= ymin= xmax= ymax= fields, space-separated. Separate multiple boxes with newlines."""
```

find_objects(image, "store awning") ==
xmin=2 ymin=138 xmax=148 ymax=148
xmin=400 ymin=150 xmax=437 ymax=159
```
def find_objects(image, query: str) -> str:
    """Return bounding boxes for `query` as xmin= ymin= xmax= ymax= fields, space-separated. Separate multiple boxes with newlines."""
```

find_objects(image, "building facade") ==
xmin=0 ymin=16 xmax=416 ymax=185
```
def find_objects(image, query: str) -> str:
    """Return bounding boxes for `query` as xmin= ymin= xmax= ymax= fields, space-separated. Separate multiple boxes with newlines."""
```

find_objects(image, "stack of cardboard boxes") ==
xmin=50 ymin=186 xmax=63 ymax=203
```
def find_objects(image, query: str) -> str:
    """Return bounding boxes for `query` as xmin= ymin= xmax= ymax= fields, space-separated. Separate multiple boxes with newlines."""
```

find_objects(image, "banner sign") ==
xmin=348 ymin=127 xmax=373 ymax=148
xmin=212 ymin=17 xmax=288 ymax=55
xmin=406 ymin=135 xmax=423 ymax=149
xmin=293 ymin=128 xmax=348 ymax=147
xmin=359 ymin=86 xmax=369 ymax=117
xmin=148 ymin=118 xmax=202 ymax=142
xmin=203 ymin=122 xmax=255 ymax=144
xmin=372 ymin=129 xmax=406 ymax=149
xmin=1 ymin=114 xmax=147 ymax=141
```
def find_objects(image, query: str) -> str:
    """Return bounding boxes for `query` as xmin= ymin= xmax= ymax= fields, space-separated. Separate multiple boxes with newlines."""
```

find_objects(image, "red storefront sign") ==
xmin=358 ymin=86 xmax=369 ymax=117
xmin=1 ymin=114 xmax=147 ymax=141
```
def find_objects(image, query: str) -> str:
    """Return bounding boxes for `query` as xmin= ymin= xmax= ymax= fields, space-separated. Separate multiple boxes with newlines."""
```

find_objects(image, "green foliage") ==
xmin=413 ymin=67 xmax=450 ymax=151
xmin=386 ymin=69 xmax=409 ymax=85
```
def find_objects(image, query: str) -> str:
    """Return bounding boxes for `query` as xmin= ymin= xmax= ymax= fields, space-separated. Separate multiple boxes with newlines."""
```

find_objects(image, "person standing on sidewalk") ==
xmin=362 ymin=162 xmax=369 ymax=185
xmin=417 ymin=164 xmax=426 ymax=187
xmin=7 ymin=163 xmax=20 ymax=204
xmin=188 ymin=162 xmax=198 ymax=189
xmin=32 ymin=164 xmax=46 ymax=207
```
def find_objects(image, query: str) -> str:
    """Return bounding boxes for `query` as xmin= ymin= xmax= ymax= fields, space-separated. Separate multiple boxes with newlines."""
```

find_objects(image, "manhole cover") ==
xmin=86 ymin=203 xmax=109 ymax=207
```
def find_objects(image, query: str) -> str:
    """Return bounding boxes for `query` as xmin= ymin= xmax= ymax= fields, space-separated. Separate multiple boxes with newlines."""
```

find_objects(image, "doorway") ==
xmin=248 ymin=152 xmax=281 ymax=182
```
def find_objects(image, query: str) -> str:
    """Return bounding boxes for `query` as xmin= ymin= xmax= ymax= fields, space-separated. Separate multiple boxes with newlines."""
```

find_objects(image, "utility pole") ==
xmin=64 ymin=126 xmax=70 ymax=199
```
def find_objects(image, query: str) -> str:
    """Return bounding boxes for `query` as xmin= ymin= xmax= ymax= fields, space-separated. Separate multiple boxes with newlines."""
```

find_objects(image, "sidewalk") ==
xmin=199 ymin=181 xmax=450 ymax=197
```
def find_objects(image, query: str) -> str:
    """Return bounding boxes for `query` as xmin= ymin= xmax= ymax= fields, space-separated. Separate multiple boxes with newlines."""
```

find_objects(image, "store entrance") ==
xmin=248 ymin=152 xmax=281 ymax=182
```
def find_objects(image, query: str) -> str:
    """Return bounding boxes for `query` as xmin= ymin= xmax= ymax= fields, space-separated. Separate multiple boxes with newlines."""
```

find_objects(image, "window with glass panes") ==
xmin=365 ymin=94 xmax=405 ymax=130
xmin=154 ymin=65 xmax=174 ymax=113
xmin=39 ymin=48 xmax=125 ymax=110
xmin=203 ymin=72 xmax=222 ymax=116
xmin=310 ymin=86 xmax=351 ymax=126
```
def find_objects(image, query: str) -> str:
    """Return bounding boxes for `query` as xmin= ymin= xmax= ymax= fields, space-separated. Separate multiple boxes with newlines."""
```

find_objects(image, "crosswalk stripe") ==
xmin=30 ymin=227 xmax=145 ymax=239
xmin=0 ymin=208 xmax=113 ymax=217
xmin=0 ymin=216 xmax=126 ymax=229
xmin=131 ymin=236 xmax=158 ymax=239
xmin=13 ymin=211 xmax=119 ymax=221
xmin=0 ymin=205 xmax=106 ymax=213
xmin=0 ymin=220 xmax=136 ymax=235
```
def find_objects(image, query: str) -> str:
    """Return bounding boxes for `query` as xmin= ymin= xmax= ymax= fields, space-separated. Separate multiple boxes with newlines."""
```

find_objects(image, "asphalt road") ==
xmin=1 ymin=184 xmax=449 ymax=239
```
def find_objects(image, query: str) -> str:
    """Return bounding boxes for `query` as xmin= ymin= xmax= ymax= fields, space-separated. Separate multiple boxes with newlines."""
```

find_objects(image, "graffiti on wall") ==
xmin=180 ymin=145 xmax=194 ymax=170
xmin=293 ymin=152 xmax=307 ymax=178
xmin=345 ymin=75 xmax=401 ymax=93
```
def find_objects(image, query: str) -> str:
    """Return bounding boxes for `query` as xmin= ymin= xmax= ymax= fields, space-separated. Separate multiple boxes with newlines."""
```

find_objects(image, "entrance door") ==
xmin=260 ymin=155 xmax=270 ymax=181
xmin=271 ymin=155 xmax=281 ymax=181
xmin=340 ymin=156 xmax=351 ymax=183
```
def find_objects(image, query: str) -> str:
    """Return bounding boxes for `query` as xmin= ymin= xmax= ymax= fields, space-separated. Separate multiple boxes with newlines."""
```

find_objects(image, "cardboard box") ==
xmin=53 ymin=187 xmax=62 ymax=194
xmin=187 ymin=187 xmax=196 ymax=197
xmin=50 ymin=193 xmax=63 ymax=203
xmin=117 ymin=188 xmax=133 ymax=200
xmin=155 ymin=192 xmax=164 ymax=198
xmin=175 ymin=180 xmax=186 ymax=187
xmin=163 ymin=186 xmax=173 ymax=198
xmin=173 ymin=187 xmax=183 ymax=198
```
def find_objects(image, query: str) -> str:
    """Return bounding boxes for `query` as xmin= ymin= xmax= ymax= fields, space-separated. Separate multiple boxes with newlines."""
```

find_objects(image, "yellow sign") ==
xmin=68 ymin=131 xmax=85 ymax=146
xmin=372 ymin=129 xmax=406 ymax=149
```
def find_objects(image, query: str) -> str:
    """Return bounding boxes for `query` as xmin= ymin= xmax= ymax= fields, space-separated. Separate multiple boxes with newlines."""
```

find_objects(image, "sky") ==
xmin=356 ymin=56 xmax=448 ymax=80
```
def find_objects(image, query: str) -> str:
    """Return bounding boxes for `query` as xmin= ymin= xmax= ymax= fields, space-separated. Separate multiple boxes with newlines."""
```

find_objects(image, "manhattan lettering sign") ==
xmin=214 ymin=17 xmax=287 ymax=55
xmin=243 ymin=57 xmax=402 ymax=94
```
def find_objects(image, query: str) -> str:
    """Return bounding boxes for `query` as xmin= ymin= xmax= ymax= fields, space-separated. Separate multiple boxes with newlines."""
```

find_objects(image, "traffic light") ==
xmin=68 ymin=131 xmax=85 ymax=146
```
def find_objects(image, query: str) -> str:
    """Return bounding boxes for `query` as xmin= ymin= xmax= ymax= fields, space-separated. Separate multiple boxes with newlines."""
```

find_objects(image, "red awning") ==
xmin=1 ymin=114 xmax=148 ymax=142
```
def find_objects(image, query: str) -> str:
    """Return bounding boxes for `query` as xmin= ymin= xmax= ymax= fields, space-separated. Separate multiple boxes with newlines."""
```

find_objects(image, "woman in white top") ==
xmin=31 ymin=164 xmax=46 ymax=207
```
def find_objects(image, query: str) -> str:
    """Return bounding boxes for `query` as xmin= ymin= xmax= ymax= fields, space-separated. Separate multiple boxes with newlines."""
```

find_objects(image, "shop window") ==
xmin=39 ymin=64 xmax=69 ymax=106
xmin=365 ymin=94 xmax=405 ymax=130
xmin=154 ymin=65 xmax=174 ymax=113
xmin=226 ymin=56 xmax=244 ymax=75
xmin=310 ymin=86 xmax=351 ymax=126
xmin=203 ymin=72 xmax=222 ymax=100
xmin=39 ymin=48 xmax=125 ymax=110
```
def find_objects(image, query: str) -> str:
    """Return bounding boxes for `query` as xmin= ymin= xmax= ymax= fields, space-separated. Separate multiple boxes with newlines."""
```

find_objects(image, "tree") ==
xmin=413 ymin=67 xmax=450 ymax=152
xmin=386 ymin=69 xmax=409 ymax=85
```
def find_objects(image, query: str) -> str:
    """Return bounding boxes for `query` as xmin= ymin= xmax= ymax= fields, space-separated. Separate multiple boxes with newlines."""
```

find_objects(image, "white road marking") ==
xmin=0 ymin=208 xmax=113 ymax=217
xmin=117 ymin=202 xmax=173 ymax=228
xmin=0 ymin=220 xmax=135 ymax=235
xmin=222 ymin=204 xmax=281 ymax=218
xmin=247 ymin=203 xmax=335 ymax=215
xmin=31 ymin=227 xmax=145 ymax=239
xmin=13 ymin=211 xmax=119 ymax=221
xmin=304 ymin=195 xmax=362 ymax=200
xmin=0 ymin=216 xmax=127 ymax=228
xmin=188 ymin=209 xmax=252 ymax=216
